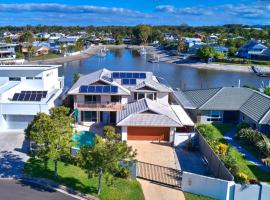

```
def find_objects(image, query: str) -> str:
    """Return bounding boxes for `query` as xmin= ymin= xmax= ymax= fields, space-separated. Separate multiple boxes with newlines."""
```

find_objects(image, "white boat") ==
xmin=138 ymin=46 xmax=147 ymax=55
xmin=98 ymin=48 xmax=107 ymax=57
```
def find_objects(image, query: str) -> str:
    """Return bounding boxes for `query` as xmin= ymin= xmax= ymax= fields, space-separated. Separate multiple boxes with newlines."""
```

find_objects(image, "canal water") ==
xmin=59 ymin=49 xmax=269 ymax=90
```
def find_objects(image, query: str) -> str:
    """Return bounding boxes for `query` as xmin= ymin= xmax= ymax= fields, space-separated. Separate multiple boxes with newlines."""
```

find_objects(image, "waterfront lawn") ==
xmin=31 ymin=53 xmax=61 ymax=61
xmin=197 ymin=124 xmax=270 ymax=183
xmin=184 ymin=192 xmax=215 ymax=200
xmin=24 ymin=158 xmax=144 ymax=200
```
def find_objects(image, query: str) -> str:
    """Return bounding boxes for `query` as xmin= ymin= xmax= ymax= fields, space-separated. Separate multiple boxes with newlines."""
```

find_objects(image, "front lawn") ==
xmin=31 ymin=53 xmax=61 ymax=61
xmin=24 ymin=158 xmax=144 ymax=200
xmin=184 ymin=192 xmax=215 ymax=200
xmin=197 ymin=124 xmax=270 ymax=183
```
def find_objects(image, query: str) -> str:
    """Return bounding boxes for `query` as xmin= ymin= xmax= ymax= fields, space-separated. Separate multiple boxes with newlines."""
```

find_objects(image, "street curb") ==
xmin=0 ymin=176 xmax=99 ymax=200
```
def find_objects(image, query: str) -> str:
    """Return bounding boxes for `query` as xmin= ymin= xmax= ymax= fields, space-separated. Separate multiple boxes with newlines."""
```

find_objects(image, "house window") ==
xmin=81 ymin=111 xmax=97 ymax=122
xmin=111 ymin=95 xmax=121 ymax=103
xmin=26 ymin=77 xmax=34 ymax=80
xmin=84 ymin=95 xmax=101 ymax=103
xmin=9 ymin=77 xmax=21 ymax=81
xmin=34 ymin=77 xmax=42 ymax=80
xmin=207 ymin=111 xmax=223 ymax=122
xmin=137 ymin=93 xmax=145 ymax=100
xmin=135 ymin=92 xmax=156 ymax=100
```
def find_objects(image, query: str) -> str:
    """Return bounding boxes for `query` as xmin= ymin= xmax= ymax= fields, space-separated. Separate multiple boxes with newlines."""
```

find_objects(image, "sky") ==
xmin=0 ymin=0 xmax=269 ymax=26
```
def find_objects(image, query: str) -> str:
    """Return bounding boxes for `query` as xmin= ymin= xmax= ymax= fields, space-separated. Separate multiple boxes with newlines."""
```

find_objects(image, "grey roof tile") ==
xmin=173 ymin=90 xmax=196 ymax=109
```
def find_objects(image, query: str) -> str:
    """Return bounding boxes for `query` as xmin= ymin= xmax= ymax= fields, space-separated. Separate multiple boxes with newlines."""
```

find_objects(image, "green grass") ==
xmin=31 ymin=53 xmax=61 ymax=61
xmin=197 ymin=123 xmax=270 ymax=183
xmin=184 ymin=192 xmax=215 ymax=200
xmin=24 ymin=158 xmax=144 ymax=200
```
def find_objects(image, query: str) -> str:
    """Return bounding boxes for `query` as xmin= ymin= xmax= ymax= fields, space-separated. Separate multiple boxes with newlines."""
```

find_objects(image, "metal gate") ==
xmin=136 ymin=161 xmax=182 ymax=188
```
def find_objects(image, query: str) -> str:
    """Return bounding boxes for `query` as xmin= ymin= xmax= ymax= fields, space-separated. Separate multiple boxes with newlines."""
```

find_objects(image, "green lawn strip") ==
xmin=184 ymin=192 xmax=216 ymax=200
xmin=31 ymin=53 xmax=61 ymax=61
xmin=197 ymin=124 xmax=270 ymax=183
xmin=24 ymin=158 xmax=144 ymax=200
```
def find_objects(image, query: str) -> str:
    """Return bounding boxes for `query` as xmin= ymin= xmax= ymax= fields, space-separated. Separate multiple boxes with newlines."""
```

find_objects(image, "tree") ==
xmin=264 ymin=86 xmax=270 ymax=96
xmin=196 ymin=46 xmax=215 ymax=61
xmin=60 ymin=44 xmax=66 ymax=54
xmin=133 ymin=25 xmax=151 ymax=45
xmin=177 ymin=41 xmax=188 ymax=53
xmin=75 ymin=38 xmax=84 ymax=51
xmin=25 ymin=106 xmax=73 ymax=177
xmin=214 ymin=52 xmax=225 ymax=60
xmin=228 ymin=47 xmax=237 ymax=57
xmin=4 ymin=37 xmax=12 ymax=43
xmin=73 ymin=73 xmax=80 ymax=84
xmin=79 ymin=126 xmax=136 ymax=195
xmin=19 ymin=31 xmax=34 ymax=43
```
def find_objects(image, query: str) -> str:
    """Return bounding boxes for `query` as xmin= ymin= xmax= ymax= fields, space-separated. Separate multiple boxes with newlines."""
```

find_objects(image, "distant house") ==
xmin=164 ymin=33 xmax=179 ymax=42
xmin=237 ymin=40 xmax=270 ymax=60
xmin=34 ymin=46 xmax=49 ymax=56
xmin=188 ymin=43 xmax=228 ymax=55
xmin=0 ymin=43 xmax=17 ymax=61
xmin=58 ymin=35 xmax=80 ymax=46
xmin=36 ymin=32 xmax=50 ymax=39
xmin=173 ymin=87 xmax=270 ymax=135
xmin=183 ymin=37 xmax=203 ymax=48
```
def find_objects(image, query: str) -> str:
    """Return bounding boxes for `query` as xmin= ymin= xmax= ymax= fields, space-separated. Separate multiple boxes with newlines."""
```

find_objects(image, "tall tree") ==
xmin=25 ymin=106 xmax=73 ymax=177
xmin=133 ymin=25 xmax=151 ymax=45
xmin=79 ymin=126 xmax=136 ymax=195
xmin=75 ymin=38 xmax=84 ymax=51
xmin=197 ymin=46 xmax=215 ymax=61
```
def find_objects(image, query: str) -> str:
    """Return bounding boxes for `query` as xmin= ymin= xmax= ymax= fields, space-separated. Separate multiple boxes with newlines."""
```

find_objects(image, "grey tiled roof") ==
xmin=173 ymin=91 xmax=196 ymax=109
xmin=117 ymin=98 xmax=182 ymax=127
xmin=133 ymin=79 xmax=172 ymax=92
xmin=201 ymin=87 xmax=254 ymax=110
xmin=240 ymin=92 xmax=270 ymax=123
xmin=183 ymin=88 xmax=221 ymax=108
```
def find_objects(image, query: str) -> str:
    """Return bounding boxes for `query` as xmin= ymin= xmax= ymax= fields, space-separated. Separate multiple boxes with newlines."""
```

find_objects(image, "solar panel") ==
xmin=126 ymin=73 xmax=133 ymax=78
xmin=133 ymin=73 xmax=140 ymax=78
xmin=18 ymin=93 xmax=26 ymax=101
xmin=42 ymin=91 xmax=47 ymax=98
xmin=103 ymin=86 xmax=110 ymax=93
xmin=122 ymin=79 xmax=129 ymax=85
xmin=130 ymin=79 xmax=137 ymax=85
xmin=111 ymin=86 xmax=118 ymax=93
xmin=95 ymin=86 xmax=103 ymax=93
xmin=35 ymin=94 xmax=42 ymax=101
xmin=30 ymin=94 xmax=36 ymax=101
xmin=24 ymin=93 xmax=31 ymax=101
xmin=139 ymin=73 xmax=146 ymax=79
xmin=102 ymin=75 xmax=112 ymax=83
xmin=79 ymin=86 xmax=88 ymax=93
xmin=12 ymin=93 xmax=20 ymax=101
xmin=120 ymin=72 xmax=126 ymax=78
xmin=112 ymin=72 xmax=120 ymax=78
xmin=88 ymin=86 xmax=95 ymax=93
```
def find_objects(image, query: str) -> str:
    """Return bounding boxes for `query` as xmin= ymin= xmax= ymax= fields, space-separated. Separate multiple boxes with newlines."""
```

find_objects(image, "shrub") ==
xmin=236 ymin=172 xmax=249 ymax=184
xmin=236 ymin=123 xmax=249 ymax=133
xmin=220 ymin=148 xmax=239 ymax=176
xmin=262 ymin=157 xmax=270 ymax=167
xmin=217 ymin=143 xmax=228 ymax=155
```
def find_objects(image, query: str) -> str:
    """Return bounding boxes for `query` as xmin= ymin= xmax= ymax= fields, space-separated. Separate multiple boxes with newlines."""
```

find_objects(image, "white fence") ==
xmin=182 ymin=171 xmax=270 ymax=200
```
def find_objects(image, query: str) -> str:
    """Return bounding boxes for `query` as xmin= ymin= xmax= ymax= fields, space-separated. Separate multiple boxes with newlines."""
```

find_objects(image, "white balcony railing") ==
xmin=76 ymin=102 xmax=123 ymax=111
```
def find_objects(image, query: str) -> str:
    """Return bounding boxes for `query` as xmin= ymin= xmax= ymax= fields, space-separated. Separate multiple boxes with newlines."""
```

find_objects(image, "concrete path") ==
xmin=128 ymin=141 xmax=184 ymax=200
xmin=224 ymin=127 xmax=270 ymax=173
xmin=0 ymin=131 xmax=29 ymax=178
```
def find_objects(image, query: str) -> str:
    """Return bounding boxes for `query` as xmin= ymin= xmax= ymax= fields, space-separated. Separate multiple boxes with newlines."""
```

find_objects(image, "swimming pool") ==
xmin=72 ymin=131 xmax=96 ymax=149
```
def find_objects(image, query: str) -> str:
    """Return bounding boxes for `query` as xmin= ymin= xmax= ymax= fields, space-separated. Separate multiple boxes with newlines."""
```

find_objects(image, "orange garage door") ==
xmin=127 ymin=127 xmax=170 ymax=141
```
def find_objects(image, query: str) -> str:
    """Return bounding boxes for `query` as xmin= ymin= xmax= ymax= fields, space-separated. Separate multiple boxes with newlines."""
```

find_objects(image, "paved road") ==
xmin=224 ymin=127 xmax=270 ymax=173
xmin=0 ymin=131 xmax=29 ymax=178
xmin=0 ymin=179 xmax=78 ymax=200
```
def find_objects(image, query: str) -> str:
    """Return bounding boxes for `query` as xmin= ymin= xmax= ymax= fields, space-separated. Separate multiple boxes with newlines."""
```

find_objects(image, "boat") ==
xmin=148 ymin=54 xmax=160 ymax=63
xmin=98 ymin=48 xmax=107 ymax=57
xmin=138 ymin=46 xmax=147 ymax=56
xmin=251 ymin=66 xmax=270 ymax=77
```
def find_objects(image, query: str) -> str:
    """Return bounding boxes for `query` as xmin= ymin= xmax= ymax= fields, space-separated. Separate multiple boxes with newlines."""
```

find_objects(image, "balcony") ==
xmin=76 ymin=101 xmax=123 ymax=111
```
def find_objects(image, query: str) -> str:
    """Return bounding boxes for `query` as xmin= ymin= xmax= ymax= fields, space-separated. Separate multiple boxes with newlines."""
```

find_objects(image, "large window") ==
xmin=81 ymin=111 xmax=97 ymax=122
xmin=111 ymin=95 xmax=121 ymax=103
xmin=206 ymin=111 xmax=223 ymax=122
xmin=135 ymin=92 xmax=157 ymax=100
xmin=84 ymin=95 xmax=101 ymax=103
xmin=9 ymin=77 xmax=21 ymax=81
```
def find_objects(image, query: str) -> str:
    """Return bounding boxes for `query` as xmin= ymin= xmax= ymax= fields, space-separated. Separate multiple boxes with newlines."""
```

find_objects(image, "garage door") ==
xmin=127 ymin=127 xmax=170 ymax=141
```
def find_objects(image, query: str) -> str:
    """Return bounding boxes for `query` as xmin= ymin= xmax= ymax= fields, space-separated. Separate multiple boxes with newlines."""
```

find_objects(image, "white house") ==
xmin=0 ymin=43 xmax=17 ymax=61
xmin=68 ymin=68 xmax=194 ymax=144
xmin=0 ymin=65 xmax=64 ymax=130
xmin=183 ymin=37 xmax=203 ymax=48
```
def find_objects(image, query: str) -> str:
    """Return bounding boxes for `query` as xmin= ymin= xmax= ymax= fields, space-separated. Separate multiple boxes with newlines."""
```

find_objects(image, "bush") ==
xmin=262 ymin=157 xmax=270 ymax=167
xmin=217 ymin=143 xmax=228 ymax=155
xmin=236 ymin=123 xmax=249 ymax=133
xmin=236 ymin=172 xmax=249 ymax=184
xmin=220 ymin=148 xmax=239 ymax=176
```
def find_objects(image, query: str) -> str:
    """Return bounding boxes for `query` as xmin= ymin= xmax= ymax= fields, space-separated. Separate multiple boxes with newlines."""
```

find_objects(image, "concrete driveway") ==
xmin=0 ymin=131 xmax=29 ymax=178
xmin=128 ymin=141 xmax=184 ymax=200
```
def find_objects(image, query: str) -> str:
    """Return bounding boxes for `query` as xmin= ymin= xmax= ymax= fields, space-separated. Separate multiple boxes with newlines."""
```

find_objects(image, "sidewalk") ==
xmin=224 ymin=127 xmax=270 ymax=173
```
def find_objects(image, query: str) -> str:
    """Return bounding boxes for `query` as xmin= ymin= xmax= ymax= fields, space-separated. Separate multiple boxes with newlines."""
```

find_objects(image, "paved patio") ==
xmin=0 ymin=131 xmax=29 ymax=178
xmin=128 ymin=141 xmax=184 ymax=200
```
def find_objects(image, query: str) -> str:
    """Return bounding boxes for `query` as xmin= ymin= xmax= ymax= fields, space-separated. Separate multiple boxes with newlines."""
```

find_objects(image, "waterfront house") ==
xmin=33 ymin=46 xmax=49 ymax=56
xmin=173 ymin=87 xmax=270 ymax=135
xmin=188 ymin=43 xmax=228 ymax=55
xmin=237 ymin=40 xmax=270 ymax=60
xmin=0 ymin=43 xmax=17 ymax=61
xmin=68 ymin=68 xmax=194 ymax=143
xmin=164 ymin=33 xmax=179 ymax=42
xmin=0 ymin=65 xmax=64 ymax=130
xmin=183 ymin=37 xmax=203 ymax=48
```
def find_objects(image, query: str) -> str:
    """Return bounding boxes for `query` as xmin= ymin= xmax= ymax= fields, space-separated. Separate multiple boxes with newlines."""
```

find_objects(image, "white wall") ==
xmin=234 ymin=184 xmax=260 ymax=200
xmin=101 ymin=95 xmax=110 ymax=103
xmin=182 ymin=172 xmax=234 ymax=200
xmin=121 ymin=126 xmax=127 ymax=141
xmin=121 ymin=96 xmax=129 ymax=104
xmin=156 ymin=92 xmax=169 ymax=105
xmin=174 ymin=132 xmax=196 ymax=147
xmin=169 ymin=127 xmax=175 ymax=143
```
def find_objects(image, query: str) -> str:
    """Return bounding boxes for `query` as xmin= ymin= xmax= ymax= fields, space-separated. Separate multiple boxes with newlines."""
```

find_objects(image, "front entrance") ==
xmin=127 ymin=127 xmax=170 ymax=141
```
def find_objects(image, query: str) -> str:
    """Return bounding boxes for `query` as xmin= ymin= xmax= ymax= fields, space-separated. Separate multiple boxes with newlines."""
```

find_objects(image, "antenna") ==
xmin=238 ymin=79 xmax=241 ymax=88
